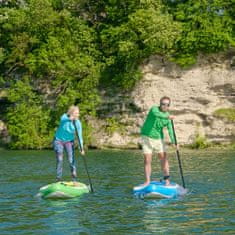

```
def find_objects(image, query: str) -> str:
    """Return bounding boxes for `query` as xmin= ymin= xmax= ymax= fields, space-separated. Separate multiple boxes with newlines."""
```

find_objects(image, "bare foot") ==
xmin=165 ymin=179 xmax=171 ymax=186
xmin=73 ymin=182 xmax=80 ymax=186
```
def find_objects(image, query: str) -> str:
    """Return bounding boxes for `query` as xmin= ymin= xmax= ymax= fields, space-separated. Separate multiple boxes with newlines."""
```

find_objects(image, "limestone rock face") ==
xmin=93 ymin=52 xmax=235 ymax=148
xmin=1 ymin=53 xmax=234 ymax=148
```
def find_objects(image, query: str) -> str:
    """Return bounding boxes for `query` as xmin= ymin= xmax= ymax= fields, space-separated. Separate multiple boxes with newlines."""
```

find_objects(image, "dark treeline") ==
xmin=0 ymin=0 xmax=234 ymax=149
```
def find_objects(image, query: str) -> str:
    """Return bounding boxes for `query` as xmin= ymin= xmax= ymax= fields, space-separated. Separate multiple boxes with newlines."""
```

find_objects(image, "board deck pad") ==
xmin=133 ymin=181 xmax=187 ymax=199
xmin=37 ymin=181 xmax=89 ymax=199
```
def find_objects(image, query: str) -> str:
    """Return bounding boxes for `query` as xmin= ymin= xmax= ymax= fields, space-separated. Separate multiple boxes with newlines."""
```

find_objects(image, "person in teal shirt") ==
xmin=135 ymin=96 xmax=178 ymax=189
xmin=53 ymin=105 xmax=84 ymax=182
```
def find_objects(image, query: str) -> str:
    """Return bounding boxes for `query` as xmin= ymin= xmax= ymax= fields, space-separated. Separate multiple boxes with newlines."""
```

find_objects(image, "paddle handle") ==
xmin=73 ymin=120 xmax=94 ymax=193
xmin=171 ymin=120 xmax=186 ymax=188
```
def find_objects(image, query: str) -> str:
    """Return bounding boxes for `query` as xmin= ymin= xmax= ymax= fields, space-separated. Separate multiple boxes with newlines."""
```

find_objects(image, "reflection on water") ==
xmin=0 ymin=149 xmax=234 ymax=234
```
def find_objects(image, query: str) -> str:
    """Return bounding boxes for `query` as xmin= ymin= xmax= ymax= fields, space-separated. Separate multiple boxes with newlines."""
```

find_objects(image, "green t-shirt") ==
xmin=140 ymin=106 xmax=175 ymax=144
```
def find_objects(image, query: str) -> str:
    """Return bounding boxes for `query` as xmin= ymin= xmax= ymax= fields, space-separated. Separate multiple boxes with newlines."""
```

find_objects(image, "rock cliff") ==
xmin=92 ymin=52 xmax=235 ymax=148
xmin=1 ymin=52 xmax=235 ymax=148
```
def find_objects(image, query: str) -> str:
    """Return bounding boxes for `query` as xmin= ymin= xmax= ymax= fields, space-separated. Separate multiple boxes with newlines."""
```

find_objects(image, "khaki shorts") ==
xmin=141 ymin=136 xmax=166 ymax=154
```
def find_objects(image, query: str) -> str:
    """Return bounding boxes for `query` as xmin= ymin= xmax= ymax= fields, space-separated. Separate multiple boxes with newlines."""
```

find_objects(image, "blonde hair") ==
xmin=67 ymin=105 xmax=79 ymax=115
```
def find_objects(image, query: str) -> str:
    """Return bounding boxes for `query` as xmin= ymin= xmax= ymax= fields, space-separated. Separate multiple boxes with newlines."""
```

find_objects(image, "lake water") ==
xmin=0 ymin=148 xmax=234 ymax=234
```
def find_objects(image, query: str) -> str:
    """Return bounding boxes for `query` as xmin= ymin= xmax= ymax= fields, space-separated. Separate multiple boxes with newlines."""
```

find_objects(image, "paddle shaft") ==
xmin=171 ymin=120 xmax=186 ymax=188
xmin=73 ymin=120 xmax=94 ymax=193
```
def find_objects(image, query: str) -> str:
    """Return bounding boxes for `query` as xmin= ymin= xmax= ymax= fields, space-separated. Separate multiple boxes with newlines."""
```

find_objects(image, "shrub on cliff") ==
xmin=214 ymin=108 xmax=235 ymax=122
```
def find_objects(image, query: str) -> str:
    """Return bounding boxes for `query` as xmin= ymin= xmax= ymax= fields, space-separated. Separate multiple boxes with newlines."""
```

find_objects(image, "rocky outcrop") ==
xmin=1 ymin=52 xmax=234 ymax=148
xmin=92 ymin=51 xmax=235 ymax=148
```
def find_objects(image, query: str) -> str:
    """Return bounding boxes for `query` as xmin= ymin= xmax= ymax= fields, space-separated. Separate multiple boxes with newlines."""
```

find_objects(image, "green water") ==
xmin=0 ymin=149 xmax=234 ymax=234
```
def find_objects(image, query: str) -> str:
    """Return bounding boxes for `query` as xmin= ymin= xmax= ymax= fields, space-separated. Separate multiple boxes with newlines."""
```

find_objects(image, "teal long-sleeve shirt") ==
xmin=140 ymin=106 xmax=176 ymax=144
xmin=55 ymin=114 xmax=83 ymax=148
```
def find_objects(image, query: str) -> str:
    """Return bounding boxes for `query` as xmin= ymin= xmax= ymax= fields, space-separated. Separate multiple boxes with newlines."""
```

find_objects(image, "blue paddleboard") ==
xmin=133 ymin=181 xmax=187 ymax=199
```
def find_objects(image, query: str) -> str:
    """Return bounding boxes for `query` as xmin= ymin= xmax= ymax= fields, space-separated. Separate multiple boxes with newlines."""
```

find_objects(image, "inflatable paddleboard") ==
xmin=37 ymin=181 xmax=89 ymax=199
xmin=133 ymin=181 xmax=187 ymax=199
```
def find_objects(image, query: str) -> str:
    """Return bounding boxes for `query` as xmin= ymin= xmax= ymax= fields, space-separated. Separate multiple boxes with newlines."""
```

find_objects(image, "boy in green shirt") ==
xmin=135 ymin=96 xmax=178 ymax=189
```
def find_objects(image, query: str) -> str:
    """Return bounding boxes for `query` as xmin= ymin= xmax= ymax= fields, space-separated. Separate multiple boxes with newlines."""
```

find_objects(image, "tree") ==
xmin=165 ymin=0 xmax=235 ymax=66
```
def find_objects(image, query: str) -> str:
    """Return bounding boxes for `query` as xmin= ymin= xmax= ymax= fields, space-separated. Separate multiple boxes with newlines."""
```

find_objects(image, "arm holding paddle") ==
xmin=73 ymin=119 xmax=85 ymax=156
xmin=72 ymin=118 xmax=94 ymax=193
xmin=167 ymin=117 xmax=185 ymax=188
xmin=67 ymin=110 xmax=85 ymax=155
xmin=170 ymin=119 xmax=186 ymax=188
xmin=167 ymin=116 xmax=179 ymax=150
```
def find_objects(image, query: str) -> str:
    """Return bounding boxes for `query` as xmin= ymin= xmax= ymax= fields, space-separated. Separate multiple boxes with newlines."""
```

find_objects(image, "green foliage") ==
xmin=0 ymin=0 xmax=234 ymax=149
xmin=100 ymin=4 xmax=181 ymax=89
xmin=189 ymin=121 xmax=210 ymax=149
xmin=0 ymin=0 xmax=101 ymax=149
xmin=190 ymin=134 xmax=210 ymax=149
xmin=166 ymin=0 xmax=234 ymax=66
xmin=6 ymin=78 xmax=53 ymax=149
xmin=214 ymin=108 xmax=235 ymax=122
xmin=105 ymin=117 xmax=125 ymax=136
xmin=231 ymin=141 xmax=235 ymax=150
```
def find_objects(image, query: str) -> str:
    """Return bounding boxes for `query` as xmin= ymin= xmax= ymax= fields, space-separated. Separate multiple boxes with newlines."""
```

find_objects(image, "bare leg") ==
xmin=143 ymin=153 xmax=152 ymax=186
xmin=158 ymin=152 xmax=170 ymax=185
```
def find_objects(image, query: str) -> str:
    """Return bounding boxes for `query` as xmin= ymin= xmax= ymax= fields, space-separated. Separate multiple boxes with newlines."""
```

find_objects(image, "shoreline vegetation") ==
xmin=0 ymin=139 xmax=235 ymax=151
xmin=0 ymin=0 xmax=234 ymax=150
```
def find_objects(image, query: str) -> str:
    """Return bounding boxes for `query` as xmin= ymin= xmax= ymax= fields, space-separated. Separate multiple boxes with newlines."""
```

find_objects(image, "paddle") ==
xmin=73 ymin=120 xmax=94 ymax=193
xmin=171 ymin=120 xmax=186 ymax=188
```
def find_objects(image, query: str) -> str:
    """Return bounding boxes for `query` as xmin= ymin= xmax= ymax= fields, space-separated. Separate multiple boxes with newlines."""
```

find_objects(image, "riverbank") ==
xmin=1 ymin=140 xmax=234 ymax=151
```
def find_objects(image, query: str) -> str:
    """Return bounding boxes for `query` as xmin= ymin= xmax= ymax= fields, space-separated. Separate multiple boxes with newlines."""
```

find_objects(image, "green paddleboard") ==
xmin=37 ymin=181 xmax=89 ymax=199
